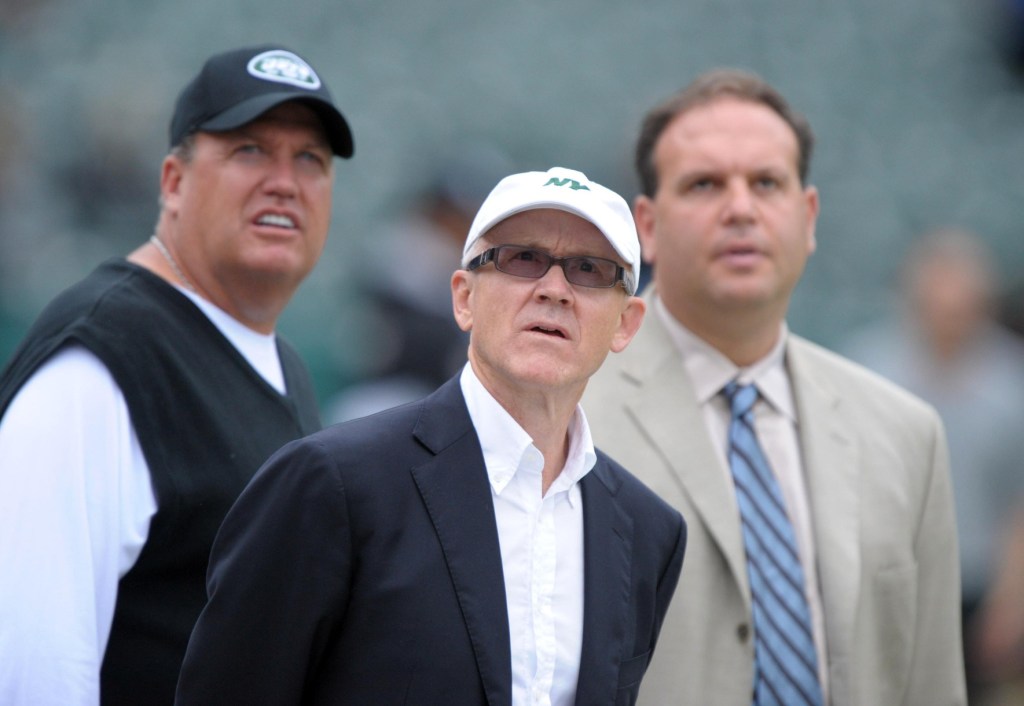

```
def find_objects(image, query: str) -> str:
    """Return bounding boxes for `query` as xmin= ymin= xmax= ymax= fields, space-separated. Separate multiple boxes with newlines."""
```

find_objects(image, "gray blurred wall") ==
xmin=1 ymin=0 xmax=1022 ymax=403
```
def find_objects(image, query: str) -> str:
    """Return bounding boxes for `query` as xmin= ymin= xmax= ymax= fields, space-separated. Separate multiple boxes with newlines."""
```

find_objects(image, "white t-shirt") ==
xmin=0 ymin=287 xmax=283 ymax=706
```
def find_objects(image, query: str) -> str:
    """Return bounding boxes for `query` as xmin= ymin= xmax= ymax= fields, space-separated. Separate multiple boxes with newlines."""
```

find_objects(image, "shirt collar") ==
xmin=653 ymin=296 xmax=796 ymax=422
xmin=459 ymin=363 xmax=596 ymax=502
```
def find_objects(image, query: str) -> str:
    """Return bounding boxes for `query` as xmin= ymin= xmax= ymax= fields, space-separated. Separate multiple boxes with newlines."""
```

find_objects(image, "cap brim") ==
xmin=198 ymin=92 xmax=354 ymax=158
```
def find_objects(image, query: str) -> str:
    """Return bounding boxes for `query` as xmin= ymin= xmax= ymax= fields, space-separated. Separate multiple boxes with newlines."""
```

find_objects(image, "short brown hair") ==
xmin=635 ymin=68 xmax=815 ymax=197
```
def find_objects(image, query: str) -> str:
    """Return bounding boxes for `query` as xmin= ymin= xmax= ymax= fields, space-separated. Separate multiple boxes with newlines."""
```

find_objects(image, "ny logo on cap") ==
xmin=544 ymin=177 xmax=590 ymax=191
xmin=246 ymin=50 xmax=322 ymax=90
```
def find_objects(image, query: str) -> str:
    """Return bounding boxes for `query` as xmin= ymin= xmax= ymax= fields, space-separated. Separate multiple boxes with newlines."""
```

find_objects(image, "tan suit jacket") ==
xmin=583 ymin=290 xmax=966 ymax=706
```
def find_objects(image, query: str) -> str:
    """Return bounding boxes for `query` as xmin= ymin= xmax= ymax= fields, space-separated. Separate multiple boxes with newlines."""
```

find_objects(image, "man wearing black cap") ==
xmin=0 ymin=45 xmax=353 ymax=706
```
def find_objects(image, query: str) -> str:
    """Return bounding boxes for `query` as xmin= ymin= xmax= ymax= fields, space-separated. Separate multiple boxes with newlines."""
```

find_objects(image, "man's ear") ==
xmin=610 ymin=295 xmax=646 ymax=353
xmin=451 ymin=269 xmax=474 ymax=333
xmin=633 ymin=195 xmax=657 ymax=266
xmin=160 ymin=154 xmax=186 ymax=215
xmin=803 ymin=184 xmax=820 ymax=257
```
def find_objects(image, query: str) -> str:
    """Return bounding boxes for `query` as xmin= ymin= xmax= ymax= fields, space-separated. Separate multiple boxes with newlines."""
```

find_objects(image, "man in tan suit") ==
xmin=583 ymin=69 xmax=966 ymax=705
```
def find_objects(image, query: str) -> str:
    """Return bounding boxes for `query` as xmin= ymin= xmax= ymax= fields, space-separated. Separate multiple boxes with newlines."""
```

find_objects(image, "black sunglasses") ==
xmin=466 ymin=245 xmax=632 ymax=292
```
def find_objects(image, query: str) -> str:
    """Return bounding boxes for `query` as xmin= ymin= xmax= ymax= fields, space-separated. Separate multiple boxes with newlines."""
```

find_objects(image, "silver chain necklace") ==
xmin=149 ymin=234 xmax=195 ymax=292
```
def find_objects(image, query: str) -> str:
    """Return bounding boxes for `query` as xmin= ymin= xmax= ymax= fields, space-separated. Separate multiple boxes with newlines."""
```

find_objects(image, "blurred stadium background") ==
xmin=1 ymin=0 xmax=1022 ymax=409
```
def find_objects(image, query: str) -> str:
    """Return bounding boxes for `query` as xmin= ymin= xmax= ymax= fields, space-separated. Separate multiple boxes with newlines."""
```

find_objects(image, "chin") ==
xmin=713 ymin=281 xmax=778 ymax=306
xmin=247 ymin=252 xmax=313 ymax=279
xmin=513 ymin=363 xmax=587 ymax=394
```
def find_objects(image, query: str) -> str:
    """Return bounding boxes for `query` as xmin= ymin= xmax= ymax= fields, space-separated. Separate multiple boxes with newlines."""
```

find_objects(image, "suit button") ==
xmin=737 ymin=623 xmax=750 ymax=642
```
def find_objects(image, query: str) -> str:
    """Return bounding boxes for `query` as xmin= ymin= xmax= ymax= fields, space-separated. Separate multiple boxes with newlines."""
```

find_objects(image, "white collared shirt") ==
xmin=653 ymin=298 xmax=830 ymax=699
xmin=460 ymin=363 xmax=593 ymax=706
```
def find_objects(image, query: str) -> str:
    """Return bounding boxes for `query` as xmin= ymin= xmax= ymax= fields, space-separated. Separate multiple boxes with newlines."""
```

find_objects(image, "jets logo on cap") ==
xmin=247 ymin=50 xmax=322 ymax=90
xmin=544 ymin=176 xmax=590 ymax=191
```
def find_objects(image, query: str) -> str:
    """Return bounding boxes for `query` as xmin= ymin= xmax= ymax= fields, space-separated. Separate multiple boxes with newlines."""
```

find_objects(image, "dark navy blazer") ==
xmin=175 ymin=377 xmax=686 ymax=706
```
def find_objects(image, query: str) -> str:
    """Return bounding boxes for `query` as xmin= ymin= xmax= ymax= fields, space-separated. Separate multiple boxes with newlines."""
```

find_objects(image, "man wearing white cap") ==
xmin=175 ymin=167 xmax=687 ymax=706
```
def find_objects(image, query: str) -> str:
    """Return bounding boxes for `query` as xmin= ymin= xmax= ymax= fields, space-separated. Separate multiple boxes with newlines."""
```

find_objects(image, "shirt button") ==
xmin=736 ymin=623 xmax=750 ymax=642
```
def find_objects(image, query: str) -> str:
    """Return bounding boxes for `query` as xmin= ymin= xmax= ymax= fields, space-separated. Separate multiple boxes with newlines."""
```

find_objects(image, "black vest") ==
xmin=0 ymin=260 xmax=322 ymax=704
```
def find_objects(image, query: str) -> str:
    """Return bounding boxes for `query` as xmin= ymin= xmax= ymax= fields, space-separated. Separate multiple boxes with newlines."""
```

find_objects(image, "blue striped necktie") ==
xmin=723 ymin=381 xmax=823 ymax=706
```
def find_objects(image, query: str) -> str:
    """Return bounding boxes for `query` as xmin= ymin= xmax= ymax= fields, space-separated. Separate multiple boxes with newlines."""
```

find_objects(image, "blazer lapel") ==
xmin=786 ymin=337 xmax=861 ymax=701
xmin=575 ymin=461 xmax=633 ymax=706
xmin=409 ymin=379 xmax=512 ymax=706
xmin=618 ymin=299 xmax=750 ymax=604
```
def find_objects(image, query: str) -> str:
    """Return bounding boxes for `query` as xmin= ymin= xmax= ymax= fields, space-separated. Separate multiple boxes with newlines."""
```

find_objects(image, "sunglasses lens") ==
xmin=489 ymin=246 xmax=621 ymax=289
xmin=564 ymin=258 xmax=618 ymax=288
xmin=496 ymin=247 xmax=551 ymax=278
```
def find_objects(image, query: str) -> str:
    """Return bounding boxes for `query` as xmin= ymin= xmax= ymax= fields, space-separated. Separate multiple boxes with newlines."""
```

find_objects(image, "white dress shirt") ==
xmin=654 ymin=298 xmax=830 ymax=698
xmin=460 ymin=363 xmax=593 ymax=706
xmin=0 ymin=283 xmax=284 ymax=706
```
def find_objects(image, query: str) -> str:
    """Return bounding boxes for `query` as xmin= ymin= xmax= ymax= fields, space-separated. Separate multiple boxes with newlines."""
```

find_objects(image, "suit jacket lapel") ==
xmin=786 ymin=337 xmax=861 ymax=700
xmin=618 ymin=298 xmax=750 ymax=604
xmin=410 ymin=378 xmax=512 ymax=706
xmin=575 ymin=462 xmax=632 ymax=705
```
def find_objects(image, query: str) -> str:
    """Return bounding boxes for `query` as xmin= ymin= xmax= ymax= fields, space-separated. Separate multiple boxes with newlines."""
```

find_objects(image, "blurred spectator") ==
xmin=988 ymin=0 xmax=1024 ymax=74
xmin=0 ymin=83 xmax=30 ymax=364
xmin=842 ymin=227 xmax=1024 ymax=704
xmin=56 ymin=118 xmax=156 ymax=253
xmin=325 ymin=143 xmax=511 ymax=423
xmin=1000 ymin=278 xmax=1024 ymax=340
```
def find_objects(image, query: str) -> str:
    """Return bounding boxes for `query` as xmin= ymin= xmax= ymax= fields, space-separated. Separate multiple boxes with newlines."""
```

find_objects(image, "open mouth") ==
xmin=256 ymin=213 xmax=297 ymax=229
xmin=531 ymin=325 xmax=566 ymax=339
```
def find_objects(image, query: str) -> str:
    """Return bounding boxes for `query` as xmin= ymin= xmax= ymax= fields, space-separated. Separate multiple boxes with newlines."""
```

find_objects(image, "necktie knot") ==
xmin=722 ymin=381 xmax=758 ymax=420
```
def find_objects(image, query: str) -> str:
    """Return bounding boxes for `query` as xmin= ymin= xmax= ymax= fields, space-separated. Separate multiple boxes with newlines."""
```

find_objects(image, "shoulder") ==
xmin=790 ymin=335 xmax=936 ymax=412
xmin=788 ymin=335 xmax=944 ymax=445
xmin=45 ymin=260 xmax=171 ymax=317
xmin=0 ymin=263 xmax=137 ymax=415
xmin=279 ymin=383 xmax=466 ymax=477
xmin=593 ymin=449 xmax=684 ymax=528
xmin=244 ymin=400 xmax=429 ymax=510
xmin=16 ymin=260 xmax=205 ymax=360
xmin=300 ymin=399 xmax=428 ymax=457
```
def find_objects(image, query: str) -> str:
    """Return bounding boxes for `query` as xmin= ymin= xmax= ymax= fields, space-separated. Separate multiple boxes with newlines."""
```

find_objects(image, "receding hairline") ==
xmin=635 ymin=68 xmax=815 ymax=197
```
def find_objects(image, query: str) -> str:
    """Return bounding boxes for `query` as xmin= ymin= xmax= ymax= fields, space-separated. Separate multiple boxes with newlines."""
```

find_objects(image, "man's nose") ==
xmin=722 ymin=180 xmax=756 ymax=221
xmin=263 ymin=155 xmax=300 ymax=197
xmin=535 ymin=261 xmax=574 ymax=303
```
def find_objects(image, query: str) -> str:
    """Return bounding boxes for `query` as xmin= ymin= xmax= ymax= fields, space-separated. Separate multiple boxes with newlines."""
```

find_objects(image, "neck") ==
xmin=473 ymin=363 xmax=579 ymax=495
xmin=664 ymin=299 xmax=785 ymax=367
xmin=149 ymin=234 xmax=196 ymax=292
xmin=127 ymin=234 xmax=283 ymax=335
xmin=519 ymin=401 xmax=579 ymax=495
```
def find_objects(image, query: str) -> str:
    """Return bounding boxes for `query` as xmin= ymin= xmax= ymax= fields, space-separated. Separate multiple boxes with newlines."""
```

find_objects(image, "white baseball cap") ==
xmin=461 ymin=167 xmax=641 ymax=294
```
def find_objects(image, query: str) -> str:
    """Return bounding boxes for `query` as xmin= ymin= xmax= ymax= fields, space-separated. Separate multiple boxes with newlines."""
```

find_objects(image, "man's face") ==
xmin=162 ymin=102 xmax=334 ymax=303
xmin=452 ymin=209 xmax=644 ymax=403
xmin=635 ymin=97 xmax=819 ymax=328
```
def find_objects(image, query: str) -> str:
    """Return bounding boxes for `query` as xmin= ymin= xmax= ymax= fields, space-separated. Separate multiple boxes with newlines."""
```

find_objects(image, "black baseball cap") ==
xmin=169 ymin=45 xmax=354 ymax=158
